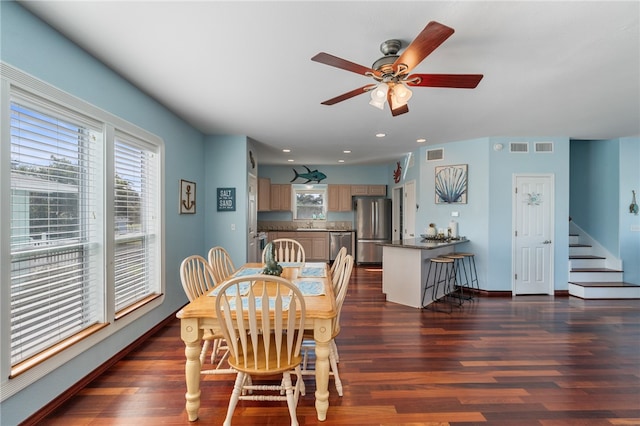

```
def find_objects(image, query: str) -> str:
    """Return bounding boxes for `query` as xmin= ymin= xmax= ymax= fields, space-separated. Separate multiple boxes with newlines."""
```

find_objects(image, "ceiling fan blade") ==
xmin=406 ymin=74 xmax=484 ymax=88
xmin=312 ymin=52 xmax=381 ymax=77
xmin=320 ymin=84 xmax=377 ymax=105
xmin=394 ymin=21 xmax=455 ymax=74
xmin=387 ymin=91 xmax=409 ymax=117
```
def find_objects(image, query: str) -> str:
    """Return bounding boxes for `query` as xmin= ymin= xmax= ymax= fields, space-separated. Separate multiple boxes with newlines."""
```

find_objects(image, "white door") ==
xmin=403 ymin=180 xmax=416 ymax=239
xmin=392 ymin=186 xmax=403 ymax=241
xmin=247 ymin=173 xmax=258 ymax=263
xmin=512 ymin=174 xmax=554 ymax=295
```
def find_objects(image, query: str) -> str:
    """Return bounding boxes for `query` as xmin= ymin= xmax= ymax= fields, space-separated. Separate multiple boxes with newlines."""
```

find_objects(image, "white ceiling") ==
xmin=19 ymin=1 xmax=640 ymax=166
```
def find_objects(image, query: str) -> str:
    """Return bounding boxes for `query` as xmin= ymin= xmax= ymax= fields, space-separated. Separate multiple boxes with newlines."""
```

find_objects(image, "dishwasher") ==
xmin=329 ymin=232 xmax=353 ymax=261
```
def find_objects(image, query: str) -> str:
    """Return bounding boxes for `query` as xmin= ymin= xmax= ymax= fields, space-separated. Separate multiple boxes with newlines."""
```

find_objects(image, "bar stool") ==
xmin=454 ymin=252 xmax=479 ymax=293
xmin=422 ymin=257 xmax=460 ymax=312
xmin=441 ymin=253 xmax=473 ymax=301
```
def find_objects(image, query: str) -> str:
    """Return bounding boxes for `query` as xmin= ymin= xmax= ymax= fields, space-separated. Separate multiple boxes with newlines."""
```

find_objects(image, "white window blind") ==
xmin=9 ymin=96 xmax=103 ymax=365
xmin=114 ymin=134 xmax=160 ymax=312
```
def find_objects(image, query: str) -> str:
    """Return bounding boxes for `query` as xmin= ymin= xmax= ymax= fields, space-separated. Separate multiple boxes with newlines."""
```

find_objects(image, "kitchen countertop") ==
xmin=260 ymin=229 xmax=354 ymax=232
xmin=379 ymin=238 xmax=469 ymax=250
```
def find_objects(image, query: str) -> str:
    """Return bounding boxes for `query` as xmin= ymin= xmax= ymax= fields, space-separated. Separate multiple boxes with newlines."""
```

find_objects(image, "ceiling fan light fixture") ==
xmin=369 ymin=83 xmax=388 ymax=109
xmin=390 ymin=83 xmax=413 ymax=107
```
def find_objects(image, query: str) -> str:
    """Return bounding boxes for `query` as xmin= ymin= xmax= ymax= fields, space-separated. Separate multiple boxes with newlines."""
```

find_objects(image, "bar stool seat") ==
xmin=422 ymin=257 xmax=461 ymax=312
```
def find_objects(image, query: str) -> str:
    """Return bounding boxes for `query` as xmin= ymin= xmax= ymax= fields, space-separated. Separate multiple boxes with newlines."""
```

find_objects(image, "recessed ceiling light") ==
xmin=282 ymin=149 xmax=291 ymax=153
xmin=338 ymin=159 xmax=345 ymax=163
xmin=416 ymin=138 xmax=426 ymax=143
xmin=287 ymin=159 xmax=294 ymax=162
xmin=375 ymin=133 xmax=386 ymax=138
xmin=343 ymin=150 xmax=351 ymax=154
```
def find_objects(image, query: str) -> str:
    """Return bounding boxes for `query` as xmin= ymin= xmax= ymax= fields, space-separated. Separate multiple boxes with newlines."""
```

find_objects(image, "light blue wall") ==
xmin=619 ymin=138 xmax=640 ymax=284
xmin=416 ymin=138 xmax=491 ymax=287
xmin=203 ymin=135 xmax=250 ymax=266
xmin=1 ymin=3 xmax=205 ymax=424
xmin=570 ymin=140 xmax=620 ymax=255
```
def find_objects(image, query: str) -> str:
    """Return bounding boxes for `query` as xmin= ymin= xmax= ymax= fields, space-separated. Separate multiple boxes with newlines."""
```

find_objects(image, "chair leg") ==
xmin=199 ymin=340 xmax=210 ymax=366
xmin=331 ymin=339 xmax=340 ymax=363
xmin=223 ymin=372 xmax=245 ymax=426
xmin=282 ymin=371 xmax=299 ymax=426
xmin=329 ymin=340 xmax=343 ymax=396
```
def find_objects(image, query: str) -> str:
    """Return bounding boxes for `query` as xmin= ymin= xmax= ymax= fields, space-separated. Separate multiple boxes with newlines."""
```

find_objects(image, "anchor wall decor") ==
xmin=180 ymin=179 xmax=196 ymax=214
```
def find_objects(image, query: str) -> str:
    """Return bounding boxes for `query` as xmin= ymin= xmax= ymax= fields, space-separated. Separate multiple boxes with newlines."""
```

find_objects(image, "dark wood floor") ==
xmin=35 ymin=266 xmax=640 ymax=425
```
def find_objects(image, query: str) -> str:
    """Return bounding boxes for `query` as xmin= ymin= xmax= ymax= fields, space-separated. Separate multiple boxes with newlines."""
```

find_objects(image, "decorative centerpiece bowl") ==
xmin=262 ymin=242 xmax=283 ymax=276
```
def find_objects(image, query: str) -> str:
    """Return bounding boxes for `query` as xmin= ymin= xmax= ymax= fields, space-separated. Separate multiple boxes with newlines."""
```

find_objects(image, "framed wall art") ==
xmin=435 ymin=164 xmax=468 ymax=204
xmin=180 ymin=179 xmax=196 ymax=214
xmin=217 ymin=187 xmax=236 ymax=211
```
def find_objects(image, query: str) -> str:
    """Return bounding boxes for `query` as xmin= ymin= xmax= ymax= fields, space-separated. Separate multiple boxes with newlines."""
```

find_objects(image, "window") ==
xmin=2 ymin=64 xmax=163 ymax=383
xmin=293 ymin=184 xmax=327 ymax=220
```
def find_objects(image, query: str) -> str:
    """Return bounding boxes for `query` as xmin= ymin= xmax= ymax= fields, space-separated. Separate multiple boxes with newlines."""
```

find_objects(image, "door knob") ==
xmin=542 ymin=240 xmax=552 ymax=244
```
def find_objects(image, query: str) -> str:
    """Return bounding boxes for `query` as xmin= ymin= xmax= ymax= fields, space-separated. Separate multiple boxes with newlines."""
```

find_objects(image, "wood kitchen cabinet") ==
xmin=267 ymin=231 xmax=329 ymax=262
xmin=350 ymin=184 xmax=387 ymax=196
xmin=258 ymin=177 xmax=271 ymax=211
xmin=269 ymin=184 xmax=292 ymax=211
xmin=328 ymin=184 xmax=353 ymax=212
xmin=296 ymin=232 xmax=329 ymax=262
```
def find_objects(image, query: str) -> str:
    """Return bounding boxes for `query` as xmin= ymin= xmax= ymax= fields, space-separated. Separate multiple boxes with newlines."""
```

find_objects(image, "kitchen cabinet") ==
xmin=328 ymin=184 xmax=353 ymax=212
xmin=267 ymin=231 xmax=329 ymax=262
xmin=270 ymin=184 xmax=292 ymax=211
xmin=350 ymin=184 xmax=387 ymax=196
xmin=258 ymin=177 xmax=271 ymax=211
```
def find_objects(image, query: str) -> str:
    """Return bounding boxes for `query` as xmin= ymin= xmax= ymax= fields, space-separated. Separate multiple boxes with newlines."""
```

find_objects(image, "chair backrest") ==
xmin=262 ymin=238 xmax=306 ymax=263
xmin=332 ymin=254 xmax=354 ymax=337
xmin=215 ymin=274 xmax=306 ymax=372
xmin=330 ymin=246 xmax=348 ymax=289
xmin=208 ymin=246 xmax=236 ymax=284
xmin=180 ymin=255 xmax=218 ymax=301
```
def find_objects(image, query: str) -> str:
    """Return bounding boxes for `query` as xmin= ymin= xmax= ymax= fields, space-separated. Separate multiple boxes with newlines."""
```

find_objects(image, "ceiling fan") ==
xmin=311 ymin=21 xmax=483 ymax=117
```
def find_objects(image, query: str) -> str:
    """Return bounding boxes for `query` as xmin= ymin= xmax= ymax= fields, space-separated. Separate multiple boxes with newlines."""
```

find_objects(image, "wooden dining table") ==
xmin=177 ymin=262 xmax=337 ymax=422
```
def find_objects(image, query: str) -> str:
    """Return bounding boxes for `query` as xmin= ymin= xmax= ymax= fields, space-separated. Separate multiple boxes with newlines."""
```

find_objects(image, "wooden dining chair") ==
xmin=262 ymin=238 xmax=306 ymax=263
xmin=180 ymin=255 xmax=232 ymax=373
xmin=330 ymin=246 xmax=348 ymax=288
xmin=215 ymin=274 xmax=306 ymax=426
xmin=300 ymin=254 xmax=354 ymax=396
xmin=208 ymin=246 xmax=236 ymax=284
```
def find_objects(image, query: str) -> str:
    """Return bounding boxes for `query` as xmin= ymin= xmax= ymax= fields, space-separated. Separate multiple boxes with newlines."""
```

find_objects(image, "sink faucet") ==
xmin=307 ymin=221 xmax=313 ymax=229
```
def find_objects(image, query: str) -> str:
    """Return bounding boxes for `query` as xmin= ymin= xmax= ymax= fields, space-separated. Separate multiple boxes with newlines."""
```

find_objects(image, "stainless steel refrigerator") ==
xmin=355 ymin=197 xmax=392 ymax=264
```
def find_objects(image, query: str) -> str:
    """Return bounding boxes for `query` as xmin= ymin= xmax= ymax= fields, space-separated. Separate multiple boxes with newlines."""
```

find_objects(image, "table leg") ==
xmin=314 ymin=318 xmax=332 ymax=421
xmin=181 ymin=318 xmax=202 ymax=421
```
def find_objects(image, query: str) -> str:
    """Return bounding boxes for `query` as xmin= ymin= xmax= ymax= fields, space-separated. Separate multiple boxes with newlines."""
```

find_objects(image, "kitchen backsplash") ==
xmin=258 ymin=221 xmax=353 ymax=231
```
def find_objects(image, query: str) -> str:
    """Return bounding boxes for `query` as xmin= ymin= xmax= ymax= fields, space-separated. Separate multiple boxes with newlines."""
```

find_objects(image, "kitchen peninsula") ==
xmin=380 ymin=238 xmax=470 ymax=308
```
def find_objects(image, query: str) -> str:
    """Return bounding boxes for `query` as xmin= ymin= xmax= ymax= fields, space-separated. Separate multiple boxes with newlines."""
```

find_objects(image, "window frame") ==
xmin=1 ymin=62 xmax=165 ymax=399
xmin=292 ymin=183 xmax=327 ymax=221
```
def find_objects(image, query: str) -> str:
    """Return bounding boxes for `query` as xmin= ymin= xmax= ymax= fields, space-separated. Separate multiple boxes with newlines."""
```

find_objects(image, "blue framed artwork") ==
xmin=435 ymin=164 xmax=468 ymax=204
xmin=217 ymin=187 xmax=236 ymax=211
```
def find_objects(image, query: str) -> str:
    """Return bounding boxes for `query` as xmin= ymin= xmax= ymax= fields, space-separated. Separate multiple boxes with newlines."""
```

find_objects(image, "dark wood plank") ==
xmin=31 ymin=266 xmax=640 ymax=426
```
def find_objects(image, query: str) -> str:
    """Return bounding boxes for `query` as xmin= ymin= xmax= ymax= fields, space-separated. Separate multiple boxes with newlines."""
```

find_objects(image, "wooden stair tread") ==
xmin=569 ymin=243 xmax=592 ymax=248
xmin=569 ymin=255 xmax=605 ymax=259
xmin=570 ymin=267 xmax=622 ymax=272
xmin=569 ymin=281 xmax=640 ymax=288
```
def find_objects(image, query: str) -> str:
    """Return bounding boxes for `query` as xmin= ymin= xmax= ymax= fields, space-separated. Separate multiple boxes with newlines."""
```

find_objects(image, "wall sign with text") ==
xmin=217 ymin=187 xmax=236 ymax=211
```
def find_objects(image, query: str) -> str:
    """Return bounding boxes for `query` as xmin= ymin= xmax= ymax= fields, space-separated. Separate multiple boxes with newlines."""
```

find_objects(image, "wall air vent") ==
xmin=426 ymin=148 xmax=444 ymax=161
xmin=510 ymin=142 xmax=529 ymax=153
xmin=535 ymin=142 xmax=554 ymax=153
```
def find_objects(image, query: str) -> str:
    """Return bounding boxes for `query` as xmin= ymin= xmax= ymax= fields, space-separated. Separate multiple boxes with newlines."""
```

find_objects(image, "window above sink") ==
xmin=292 ymin=184 xmax=327 ymax=221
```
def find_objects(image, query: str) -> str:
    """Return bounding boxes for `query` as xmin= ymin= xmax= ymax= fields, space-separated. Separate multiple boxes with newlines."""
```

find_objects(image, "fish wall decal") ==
xmin=290 ymin=165 xmax=327 ymax=183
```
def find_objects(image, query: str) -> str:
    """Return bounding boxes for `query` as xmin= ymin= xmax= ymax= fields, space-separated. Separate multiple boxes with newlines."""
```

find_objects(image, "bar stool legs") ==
xmin=455 ymin=253 xmax=479 ymax=294
xmin=422 ymin=257 xmax=461 ymax=313
xmin=442 ymin=254 xmax=473 ymax=301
